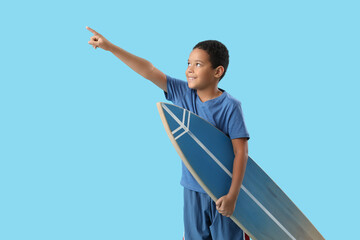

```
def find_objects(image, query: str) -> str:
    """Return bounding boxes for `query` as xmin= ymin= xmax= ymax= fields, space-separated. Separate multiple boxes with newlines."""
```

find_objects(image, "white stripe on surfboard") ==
xmin=172 ymin=109 xmax=187 ymax=135
xmin=175 ymin=128 xmax=188 ymax=140
xmin=182 ymin=107 xmax=186 ymax=125
xmin=172 ymin=125 xmax=183 ymax=135
xmin=187 ymin=110 xmax=191 ymax=129
xmin=173 ymin=108 xmax=191 ymax=140
xmin=162 ymin=103 xmax=296 ymax=240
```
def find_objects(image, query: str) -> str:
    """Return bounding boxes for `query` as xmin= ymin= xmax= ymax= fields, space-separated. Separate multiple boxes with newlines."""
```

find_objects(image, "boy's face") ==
xmin=186 ymin=48 xmax=219 ymax=90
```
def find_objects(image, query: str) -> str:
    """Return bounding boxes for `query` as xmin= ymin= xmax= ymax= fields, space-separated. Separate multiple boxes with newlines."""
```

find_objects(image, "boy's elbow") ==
xmin=144 ymin=64 xmax=167 ymax=92
xmin=232 ymin=138 xmax=248 ymax=157
xmin=144 ymin=63 xmax=156 ymax=80
xmin=139 ymin=61 xmax=154 ymax=80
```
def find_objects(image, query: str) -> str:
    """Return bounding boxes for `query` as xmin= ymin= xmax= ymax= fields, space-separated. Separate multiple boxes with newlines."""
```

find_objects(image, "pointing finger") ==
xmin=86 ymin=26 xmax=99 ymax=35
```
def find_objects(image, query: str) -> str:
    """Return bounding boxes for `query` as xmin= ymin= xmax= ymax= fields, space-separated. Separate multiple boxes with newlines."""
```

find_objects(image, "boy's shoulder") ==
xmin=221 ymin=90 xmax=242 ymax=108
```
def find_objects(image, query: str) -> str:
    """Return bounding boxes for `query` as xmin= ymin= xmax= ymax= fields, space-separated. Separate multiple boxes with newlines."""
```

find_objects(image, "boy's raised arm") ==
xmin=86 ymin=26 xmax=167 ymax=92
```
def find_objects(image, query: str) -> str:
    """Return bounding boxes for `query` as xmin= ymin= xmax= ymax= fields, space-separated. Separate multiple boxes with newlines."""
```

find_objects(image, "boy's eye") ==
xmin=187 ymin=62 xmax=201 ymax=67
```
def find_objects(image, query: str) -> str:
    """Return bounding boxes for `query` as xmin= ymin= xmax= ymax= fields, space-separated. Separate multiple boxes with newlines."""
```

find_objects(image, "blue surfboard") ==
xmin=157 ymin=102 xmax=324 ymax=240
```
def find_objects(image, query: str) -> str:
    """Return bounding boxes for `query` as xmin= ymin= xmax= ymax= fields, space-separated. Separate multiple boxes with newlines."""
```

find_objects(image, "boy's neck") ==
xmin=197 ymin=87 xmax=223 ymax=103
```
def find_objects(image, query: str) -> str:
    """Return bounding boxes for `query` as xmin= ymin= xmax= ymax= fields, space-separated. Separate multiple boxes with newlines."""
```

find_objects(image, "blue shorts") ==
xmin=183 ymin=188 xmax=245 ymax=240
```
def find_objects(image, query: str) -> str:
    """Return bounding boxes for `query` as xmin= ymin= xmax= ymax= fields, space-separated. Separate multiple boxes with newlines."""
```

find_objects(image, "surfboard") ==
xmin=157 ymin=102 xmax=324 ymax=240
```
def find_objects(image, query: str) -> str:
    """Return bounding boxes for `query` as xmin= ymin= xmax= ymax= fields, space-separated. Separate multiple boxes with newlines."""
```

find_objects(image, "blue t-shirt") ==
xmin=164 ymin=74 xmax=250 ymax=193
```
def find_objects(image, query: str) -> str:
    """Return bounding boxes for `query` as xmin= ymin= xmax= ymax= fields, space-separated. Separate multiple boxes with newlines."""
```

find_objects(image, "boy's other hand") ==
xmin=216 ymin=194 xmax=237 ymax=217
xmin=86 ymin=26 xmax=113 ymax=51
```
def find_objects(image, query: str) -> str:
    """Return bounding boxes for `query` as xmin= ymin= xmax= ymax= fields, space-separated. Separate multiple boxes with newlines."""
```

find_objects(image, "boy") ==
xmin=86 ymin=26 xmax=250 ymax=240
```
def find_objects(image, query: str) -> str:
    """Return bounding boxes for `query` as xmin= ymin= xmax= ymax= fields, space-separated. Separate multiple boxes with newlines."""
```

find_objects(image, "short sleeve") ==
xmin=228 ymin=103 xmax=250 ymax=140
xmin=164 ymin=75 xmax=188 ymax=102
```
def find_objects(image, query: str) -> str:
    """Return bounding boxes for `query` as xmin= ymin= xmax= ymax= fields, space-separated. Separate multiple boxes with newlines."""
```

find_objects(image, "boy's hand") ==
xmin=216 ymin=194 xmax=237 ymax=217
xmin=86 ymin=26 xmax=113 ymax=51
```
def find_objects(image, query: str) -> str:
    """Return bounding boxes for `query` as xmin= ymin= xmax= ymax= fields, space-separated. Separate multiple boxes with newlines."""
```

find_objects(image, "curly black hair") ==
xmin=193 ymin=40 xmax=229 ymax=81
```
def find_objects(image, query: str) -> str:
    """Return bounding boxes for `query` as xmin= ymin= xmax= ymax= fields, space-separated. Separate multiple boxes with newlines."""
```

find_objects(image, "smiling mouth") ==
xmin=188 ymin=77 xmax=197 ymax=81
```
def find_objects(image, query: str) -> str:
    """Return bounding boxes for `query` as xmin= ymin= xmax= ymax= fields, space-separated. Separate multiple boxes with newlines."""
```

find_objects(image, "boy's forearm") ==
xmin=109 ymin=44 xmax=153 ymax=79
xmin=228 ymin=152 xmax=248 ymax=200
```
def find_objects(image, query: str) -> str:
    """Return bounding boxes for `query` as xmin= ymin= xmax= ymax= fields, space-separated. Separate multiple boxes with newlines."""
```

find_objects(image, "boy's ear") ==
xmin=214 ymin=66 xmax=225 ymax=79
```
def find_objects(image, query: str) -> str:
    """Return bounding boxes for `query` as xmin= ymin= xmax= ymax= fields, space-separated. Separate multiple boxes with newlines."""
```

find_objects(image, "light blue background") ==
xmin=1 ymin=0 xmax=359 ymax=239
